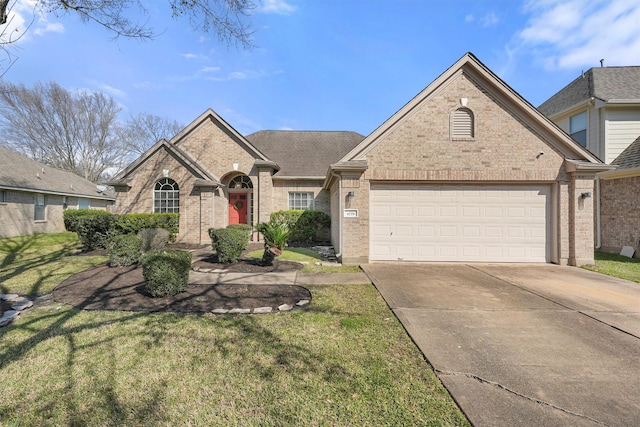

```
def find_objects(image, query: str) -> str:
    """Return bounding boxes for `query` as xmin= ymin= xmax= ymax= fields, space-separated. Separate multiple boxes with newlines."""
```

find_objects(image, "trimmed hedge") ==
xmin=116 ymin=213 xmax=179 ymax=242
xmin=141 ymin=249 xmax=192 ymax=297
xmin=208 ymin=226 xmax=250 ymax=264
xmin=109 ymin=234 xmax=143 ymax=267
xmin=225 ymin=223 xmax=253 ymax=234
xmin=75 ymin=214 xmax=120 ymax=251
xmin=63 ymin=209 xmax=112 ymax=233
xmin=68 ymin=211 xmax=180 ymax=250
xmin=269 ymin=210 xmax=331 ymax=242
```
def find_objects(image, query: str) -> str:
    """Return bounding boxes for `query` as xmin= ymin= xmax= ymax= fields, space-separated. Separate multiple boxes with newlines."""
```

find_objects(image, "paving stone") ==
xmin=12 ymin=300 xmax=33 ymax=311
xmin=0 ymin=294 xmax=20 ymax=302
xmin=212 ymin=308 xmax=229 ymax=314
xmin=278 ymin=304 xmax=293 ymax=311
xmin=0 ymin=310 xmax=19 ymax=327
xmin=229 ymin=308 xmax=251 ymax=314
xmin=253 ymin=306 xmax=273 ymax=314
xmin=296 ymin=299 xmax=310 ymax=306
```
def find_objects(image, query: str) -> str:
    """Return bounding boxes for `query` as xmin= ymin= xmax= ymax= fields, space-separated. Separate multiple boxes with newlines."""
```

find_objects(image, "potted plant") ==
xmin=257 ymin=219 xmax=290 ymax=266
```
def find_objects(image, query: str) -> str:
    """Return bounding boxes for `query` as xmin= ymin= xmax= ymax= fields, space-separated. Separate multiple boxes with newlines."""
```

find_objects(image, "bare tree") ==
xmin=119 ymin=112 xmax=183 ymax=157
xmin=3 ymin=0 xmax=256 ymax=44
xmin=0 ymin=80 xmax=128 ymax=182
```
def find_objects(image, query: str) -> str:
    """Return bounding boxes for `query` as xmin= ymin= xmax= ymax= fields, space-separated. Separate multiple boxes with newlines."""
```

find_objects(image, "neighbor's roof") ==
xmin=539 ymin=66 xmax=640 ymax=117
xmin=0 ymin=145 xmax=114 ymax=200
xmin=246 ymin=130 xmax=365 ymax=177
xmin=612 ymin=136 xmax=640 ymax=169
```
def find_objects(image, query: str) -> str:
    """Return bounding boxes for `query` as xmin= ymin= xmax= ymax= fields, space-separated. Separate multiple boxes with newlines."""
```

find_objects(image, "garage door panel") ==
xmin=370 ymin=184 xmax=550 ymax=262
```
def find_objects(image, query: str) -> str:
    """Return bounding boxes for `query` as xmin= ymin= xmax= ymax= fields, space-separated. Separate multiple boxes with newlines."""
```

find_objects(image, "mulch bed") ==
xmin=50 ymin=245 xmax=310 ymax=313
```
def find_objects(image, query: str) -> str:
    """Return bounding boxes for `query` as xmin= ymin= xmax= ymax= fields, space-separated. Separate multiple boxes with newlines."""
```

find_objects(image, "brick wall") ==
xmin=600 ymin=176 xmax=640 ymax=254
xmin=271 ymin=180 xmax=329 ymax=214
xmin=339 ymin=71 xmax=577 ymax=264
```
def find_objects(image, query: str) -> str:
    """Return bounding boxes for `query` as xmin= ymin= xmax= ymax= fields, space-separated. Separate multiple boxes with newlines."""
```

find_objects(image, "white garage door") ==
xmin=370 ymin=184 xmax=551 ymax=262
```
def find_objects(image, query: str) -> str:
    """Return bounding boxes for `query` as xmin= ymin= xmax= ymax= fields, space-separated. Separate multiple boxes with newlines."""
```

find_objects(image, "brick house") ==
xmin=0 ymin=146 xmax=115 ymax=238
xmin=539 ymin=65 xmax=640 ymax=255
xmin=110 ymin=53 xmax=612 ymax=266
xmin=597 ymin=136 xmax=640 ymax=255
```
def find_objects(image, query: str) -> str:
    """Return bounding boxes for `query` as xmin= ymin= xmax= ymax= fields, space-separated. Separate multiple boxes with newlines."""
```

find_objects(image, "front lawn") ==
xmin=0 ymin=232 xmax=469 ymax=426
xmin=583 ymin=251 xmax=640 ymax=283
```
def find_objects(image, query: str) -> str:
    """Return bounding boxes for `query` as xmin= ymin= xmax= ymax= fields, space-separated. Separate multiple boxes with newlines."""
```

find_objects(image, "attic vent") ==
xmin=451 ymin=108 xmax=474 ymax=139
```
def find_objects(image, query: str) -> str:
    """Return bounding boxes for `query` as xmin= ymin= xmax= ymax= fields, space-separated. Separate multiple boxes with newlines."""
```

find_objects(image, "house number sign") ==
xmin=343 ymin=209 xmax=358 ymax=218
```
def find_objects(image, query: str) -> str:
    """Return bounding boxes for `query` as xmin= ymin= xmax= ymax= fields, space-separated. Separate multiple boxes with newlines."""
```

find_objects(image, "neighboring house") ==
xmin=110 ymin=53 xmax=612 ymax=266
xmin=539 ymin=65 xmax=640 ymax=256
xmin=538 ymin=65 xmax=640 ymax=164
xmin=0 ymin=146 xmax=115 ymax=238
xmin=597 ymin=136 xmax=640 ymax=254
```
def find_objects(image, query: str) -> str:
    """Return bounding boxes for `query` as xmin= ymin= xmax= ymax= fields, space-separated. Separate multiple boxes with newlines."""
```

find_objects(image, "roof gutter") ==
xmin=0 ymin=185 xmax=115 ymax=201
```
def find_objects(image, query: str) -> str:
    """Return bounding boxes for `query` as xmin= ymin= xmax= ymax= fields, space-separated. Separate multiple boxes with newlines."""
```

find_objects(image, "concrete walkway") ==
xmin=189 ymin=270 xmax=370 ymax=286
xmin=362 ymin=263 xmax=640 ymax=427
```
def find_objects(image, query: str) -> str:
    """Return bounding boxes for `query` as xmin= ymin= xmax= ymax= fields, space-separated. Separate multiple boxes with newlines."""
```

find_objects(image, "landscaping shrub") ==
xmin=208 ymin=227 xmax=250 ymax=263
xmin=116 ymin=213 xmax=179 ymax=242
xmin=75 ymin=213 xmax=120 ymax=250
xmin=141 ymin=249 xmax=192 ymax=297
xmin=63 ymin=209 xmax=112 ymax=232
xmin=269 ymin=210 xmax=331 ymax=242
xmin=108 ymin=234 xmax=143 ymax=267
xmin=225 ymin=223 xmax=253 ymax=234
xmin=138 ymin=228 xmax=170 ymax=253
xmin=257 ymin=219 xmax=290 ymax=266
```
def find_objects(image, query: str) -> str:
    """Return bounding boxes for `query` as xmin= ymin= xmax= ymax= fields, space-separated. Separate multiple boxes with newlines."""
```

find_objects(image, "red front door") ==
xmin=228 ymin=193 xmax=248 ymax=224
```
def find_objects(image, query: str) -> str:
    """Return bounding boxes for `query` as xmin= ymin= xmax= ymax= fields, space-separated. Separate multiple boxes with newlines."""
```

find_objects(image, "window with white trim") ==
xmin=451 ymin=108 xmax=474 ymax=139
xmin=288 ymin=192 xmax=314 ymax=210
xmin=570 ymin=111 xmax=587 ymax=147
xmin=154 ymin=178 xmax=180 ymax=213
xmin=34 ymin=193 xmax=46 ymax=221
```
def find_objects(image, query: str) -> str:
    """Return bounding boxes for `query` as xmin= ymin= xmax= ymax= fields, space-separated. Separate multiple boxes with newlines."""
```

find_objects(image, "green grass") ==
xmin=583 ymin=251 xmax=640 ymax=283
xmin=0 ymin=232 xmax=108 ymax=295
xmin=0 ymin=232 xmax=469 ymax=426
xmin=246 ymin=247 xmax=363 ymax=273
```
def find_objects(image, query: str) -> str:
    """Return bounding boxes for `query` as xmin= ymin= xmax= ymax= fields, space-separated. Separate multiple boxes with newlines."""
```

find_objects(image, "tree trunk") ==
xmin=261 ymin=245 xmax=282 ymax=266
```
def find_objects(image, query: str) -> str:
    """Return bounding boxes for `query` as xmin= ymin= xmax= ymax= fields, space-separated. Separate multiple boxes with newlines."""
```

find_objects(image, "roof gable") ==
xmin=612 ymin=136 xmax=640 ymax=169
xmin=246 ymin=130 xmax=364 ymax=177
xmin=171 ymin=108 xmax=269 ymax=161
xmin=109 ymin=139 xmax=219 ymax=186
xmin=341 ymin=52 xmax=601 ymax=164
xmin=0 ymin=145 xmax=114 ymax=199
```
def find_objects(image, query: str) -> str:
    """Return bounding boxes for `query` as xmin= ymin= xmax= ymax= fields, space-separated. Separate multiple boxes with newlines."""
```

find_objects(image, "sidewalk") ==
xmin=189 ymin=270 xmax=370 ymax=286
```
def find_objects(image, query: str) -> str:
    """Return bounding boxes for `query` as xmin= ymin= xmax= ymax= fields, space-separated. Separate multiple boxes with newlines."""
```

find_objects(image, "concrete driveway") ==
xmin=361 ymin=263 xmax=640 ymax=427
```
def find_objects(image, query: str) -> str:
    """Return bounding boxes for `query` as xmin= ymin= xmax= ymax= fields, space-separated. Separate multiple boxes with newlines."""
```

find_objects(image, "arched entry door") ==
xmin=228 ymin=175 xmax=253 ymax=225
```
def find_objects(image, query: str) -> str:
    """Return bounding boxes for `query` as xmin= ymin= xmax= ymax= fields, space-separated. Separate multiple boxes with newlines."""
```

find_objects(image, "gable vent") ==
xmin=452 ymin=108 xmax=474 ymax=139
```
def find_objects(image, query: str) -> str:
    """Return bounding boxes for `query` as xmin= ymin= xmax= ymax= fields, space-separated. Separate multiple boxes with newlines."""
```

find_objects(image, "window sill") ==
xmin=450 ymin=137 xmax=475 ymax=142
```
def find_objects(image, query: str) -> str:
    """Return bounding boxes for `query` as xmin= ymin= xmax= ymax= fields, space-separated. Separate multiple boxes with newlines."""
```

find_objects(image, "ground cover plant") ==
xmin=583 ymin=251 xmax=640 ymax=283
xmin=0 ymin=232 xmax=469 ymax=426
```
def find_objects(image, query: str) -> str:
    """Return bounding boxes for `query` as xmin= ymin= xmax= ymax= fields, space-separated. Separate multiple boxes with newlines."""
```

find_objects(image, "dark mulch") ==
xmin=53 ymin=263 xmax=311 ymax=313
xmin=52 ymin=243 xmax=310 ymax=313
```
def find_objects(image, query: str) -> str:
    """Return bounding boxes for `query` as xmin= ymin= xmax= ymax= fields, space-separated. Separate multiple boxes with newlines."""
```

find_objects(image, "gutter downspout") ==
xmin=595 ymin=175 xmax=602 ymax=249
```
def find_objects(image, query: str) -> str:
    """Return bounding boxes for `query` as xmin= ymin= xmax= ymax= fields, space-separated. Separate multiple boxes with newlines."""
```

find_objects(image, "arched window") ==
xmin=228 ymin=175 xmax=253 ymax=189
xmin=451 ymin=108 xmax=474 ymax=139
xmin=154 ymin=178 xmax=179 ymax=213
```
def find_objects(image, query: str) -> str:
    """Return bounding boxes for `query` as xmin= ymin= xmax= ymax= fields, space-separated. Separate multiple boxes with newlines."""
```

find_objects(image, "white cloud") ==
xmin=465 ymin=14 xmax=475 ymax=23
xmin=1 ymin=0 xmax=65 ymax=43
xmin=259 ymin=0 xmax=297 ymax=15
xmin=98 ymin=83 xmax=127 ymax=98
xmin=198 ymin=66 xmax=221 ymax=73
xmin=518 ymin=0 xmax=640 ymax=69
xmin=480 ymin=12 xmax=500 ymax=27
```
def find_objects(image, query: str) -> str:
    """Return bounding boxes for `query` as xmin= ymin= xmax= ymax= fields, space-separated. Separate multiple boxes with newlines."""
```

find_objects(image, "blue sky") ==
xmin=4 ymin=0 xmax=640 ymax=136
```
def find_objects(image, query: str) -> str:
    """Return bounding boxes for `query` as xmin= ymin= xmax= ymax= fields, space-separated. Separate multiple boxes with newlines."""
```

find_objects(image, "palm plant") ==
xmin=257 ymin=219 xmax=290 ymax=266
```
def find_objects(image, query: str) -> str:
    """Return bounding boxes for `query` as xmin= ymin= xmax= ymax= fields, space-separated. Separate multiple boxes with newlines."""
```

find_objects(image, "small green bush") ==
xmin=269 ymin=210 xmax=331 ymax=242
xmin=141 ymin=249 xmax=192 ymax=297
xmin=109 ymin=234 xmax=143 ymax=267
xmin=138 ymin=228 xmax=170 ymax=253
xmin=63 ymin=209 xmax=112 ymax=232
xmin=209 ymin=227 xmax=250 ymax=263
xmin=75 ymin=213 xmax=120 ymax=250
xmin=225 ymin=223 xmax=253 ymax=234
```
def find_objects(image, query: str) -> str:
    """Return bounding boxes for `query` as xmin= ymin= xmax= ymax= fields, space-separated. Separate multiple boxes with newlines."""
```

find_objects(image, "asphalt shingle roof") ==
xmin=246 ymin=130 xmax=365 ymax=177
xmin=0 ymin=145 xmax=114 ymax=199
xmin=539 ymin=66 xmax=640 ymax=117
xmin=612 ymin=136 xmax=640 ymax=169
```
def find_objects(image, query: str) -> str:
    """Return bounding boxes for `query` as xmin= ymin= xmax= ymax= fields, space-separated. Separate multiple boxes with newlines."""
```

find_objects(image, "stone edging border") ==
xmin=211 ymin=299 xmax=310 ymax=315
xmin=0 ymin=294 xmax=34 ymax=327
